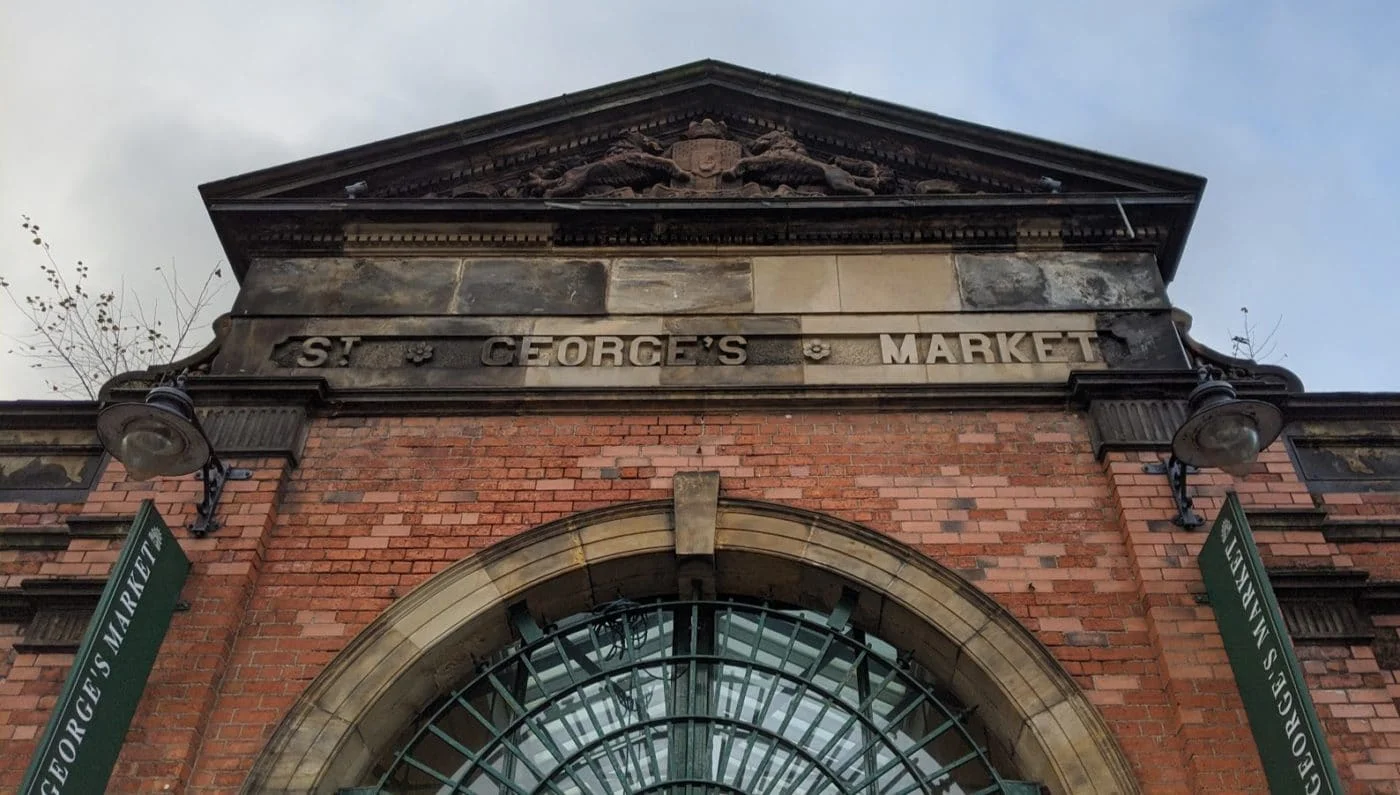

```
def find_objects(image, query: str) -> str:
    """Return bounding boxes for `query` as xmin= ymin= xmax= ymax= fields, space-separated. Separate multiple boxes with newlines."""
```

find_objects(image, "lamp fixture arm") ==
xmin=1144 ymin=455 xmax=1204 ymax=528
xmin=191 ymin=453 xmax=252 ymax=538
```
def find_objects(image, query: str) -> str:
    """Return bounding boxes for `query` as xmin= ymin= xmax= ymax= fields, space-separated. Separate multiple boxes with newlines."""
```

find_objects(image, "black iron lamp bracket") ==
xmin=1143 ymin=456 xmax=1204 ymax=528
xmin=191 ymin=455 xmax=253 ymax=538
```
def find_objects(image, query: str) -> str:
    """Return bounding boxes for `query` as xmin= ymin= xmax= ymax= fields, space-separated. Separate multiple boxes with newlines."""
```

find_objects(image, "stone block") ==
xmin=523 ymin=365 xmax=661 ymax=388
xmin=673 ymin=471 xmax=720 ymax=557
xmin=801 ymin=314 xmax=921 ymax=334
xmin=235 ymin=257 xmax=462 ymax=316
xmin=1016 ymin=699 xmax=1111 ymax=794
xmin=577 ymin=515 xmax=675 ymax=564
xmin=399 ymin=568 xmax=503 ymax=653
xmin=608 ymin=258 xmax=753 ymax=314
xmin=752 ymin=255 xmax=840 ymax=313
xmin=956 ymin=252 xmax=1166 ymax=311
xmin=802 ymin=364 xmax=927 ymax=385
xmin=836 ymin=253 xmax=959 ymax=312
xmin=660 ymin=365 xmax=803 ymax=387
xmin=530 ymin=316 xmax=665 ymax=336
xmin=801 ymin=527 xmax=904 ymax=591
xmin=1094 ymin=311 xmax=1191 ymax=369
xmin=457 ymin=258 xmax=608 ymax=315
xmin=923 ymin=362 xmax=1097 ymax=383
xmin=917 ymin=312 xmax=1098 ymax=334
xmin=662 ymin=315 xmax=800 ymax=335
xmin=880 ymin=574 xmax=989 ymax=649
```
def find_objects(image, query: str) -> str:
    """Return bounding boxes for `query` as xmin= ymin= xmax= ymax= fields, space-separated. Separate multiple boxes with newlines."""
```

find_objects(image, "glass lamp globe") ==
xmin=1170 ymin=378 xmax=1283 ymax=477
xmin=96 ymin=385 xmax=211 ymax=480
xmin=1192 ymin=413 xmax=1262 ymax=477
xmin=116 ymin=418 xmax=187 ymax=481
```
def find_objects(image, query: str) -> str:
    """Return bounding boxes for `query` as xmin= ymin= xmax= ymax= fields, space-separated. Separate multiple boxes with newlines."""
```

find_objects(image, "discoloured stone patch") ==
xmin=956 ymin=252 xmax=1166 ymax=311
xmin=236 ymin=258 xmax=462 ymax=316
xmin=458 ymin=259 xmax=608 ymax=315
xmin=1094 ymin=312 xmax=1189 ymax=369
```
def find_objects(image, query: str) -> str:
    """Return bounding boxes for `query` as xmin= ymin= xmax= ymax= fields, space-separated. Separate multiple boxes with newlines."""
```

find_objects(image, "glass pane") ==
xmin=373 ymin=600 xmax=1018 ymax=794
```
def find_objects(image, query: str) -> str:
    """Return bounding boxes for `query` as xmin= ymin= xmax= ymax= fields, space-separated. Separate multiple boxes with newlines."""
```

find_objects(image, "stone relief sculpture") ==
xmin=502 ymin=119 xmax=913 ymax=199
xmin=368 ymin=116 xmax=1079 ymax=200
xmin=524 ymin=132 xmax=692 ymax=198
xmin=724 ymin=130 xmax=893 ymax=196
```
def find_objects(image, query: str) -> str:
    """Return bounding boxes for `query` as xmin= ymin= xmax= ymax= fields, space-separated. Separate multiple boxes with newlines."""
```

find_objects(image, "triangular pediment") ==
xmin=201 ymin=60 xmax=1202 ymax=203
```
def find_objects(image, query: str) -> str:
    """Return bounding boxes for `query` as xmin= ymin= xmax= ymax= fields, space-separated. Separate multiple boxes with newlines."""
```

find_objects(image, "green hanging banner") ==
xmin=1198 ymin=492 xmax=1344 ymax=795
xmin=19 ymin=500 xmax=190 ymax=795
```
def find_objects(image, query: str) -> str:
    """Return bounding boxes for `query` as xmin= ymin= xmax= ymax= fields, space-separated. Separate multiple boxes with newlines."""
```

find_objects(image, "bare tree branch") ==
xmin=1229 ymin=306 xmax=1287 ymax=364
xmin=0 ymin=215 xmax=227 ymax=398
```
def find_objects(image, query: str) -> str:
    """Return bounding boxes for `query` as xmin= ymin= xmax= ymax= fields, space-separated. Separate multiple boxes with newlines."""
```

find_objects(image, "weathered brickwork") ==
xmin=3 ymin=410 xmax=1396 ymax=791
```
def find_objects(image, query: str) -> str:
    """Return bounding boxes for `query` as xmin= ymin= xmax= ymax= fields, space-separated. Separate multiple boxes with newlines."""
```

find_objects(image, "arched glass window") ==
xmin=366 ymin=598 xmax=1037 ymax=794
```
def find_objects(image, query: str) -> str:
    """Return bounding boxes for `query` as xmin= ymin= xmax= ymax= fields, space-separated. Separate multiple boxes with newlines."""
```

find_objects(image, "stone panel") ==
xmin=0 ymin=426 xmax=104 ymax=500
xmin=210 ymin=308 xmax=1168 ymax=391
xmin=672 ymin=471 xmax=720 ymax=557
xmin=836 ymin=253 xmax=960 ymax=312
xmin=1286 ymin=421 xmax=1400 ymax=492
xmin=201 ymin=406 xmax=309 ymax=464
xmin=235 ymin=258 xmax=461 ymax=315
xmin=917 ymin=312 xmax=1099 ymax=334
xmin=457 ymin=258 xmax=608 ymax=315
xmin=922 ymin=362 xmax=1101 ymax=383
xmin=660 ymin=315 xmax=801 ymax=336
xmin=0 ymin=453 xmax=102 ymax=492
xmin=523 ymin=366 xmax=660 ymax=388
xmin=530 ymin=317 xmax=665 ymax=336
xmin=956 ymin=252 xmax=1166 ymax=311
xmin=802 ymin=364 xmax=927 ymax=385
xmin=660 ymin=365 xmax=803 ymax=387
xmin=607 ymin=258 xmax=753 ymax=314
xmin=801 ymin=315 xmax=921 ymax=335
xmin=1094 ymin=312 xmax=1189 ymax=369
xmin=751 ymin=255 xmax=840 ymax=313
xmin=1086 ymin=399 xmax=1189 ymax=458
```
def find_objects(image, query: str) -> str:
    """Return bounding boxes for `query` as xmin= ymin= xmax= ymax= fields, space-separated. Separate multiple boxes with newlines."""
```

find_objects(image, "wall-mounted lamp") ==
xmin=1145 ymin=373 xmax=1283 ymax=527
xmin=96 ymin=381 xmax=250 ymax=537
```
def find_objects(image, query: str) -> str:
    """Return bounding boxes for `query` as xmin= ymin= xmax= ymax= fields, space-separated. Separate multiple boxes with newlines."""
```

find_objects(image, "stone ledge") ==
xmin=1243 ymin=508 xmax=1328 ymax=533
xmin=0 ymin=525 xmax=71 ymax=550
xmin=1269 ymin=569 xmax=1384 ymax=644
xmin=0 ymin=515 xmax=134 ymax=551
xmin=0 ymin=576 xmax=107 ymax=653
xmin=1321 ymin=519 xmax=1400 ymax=543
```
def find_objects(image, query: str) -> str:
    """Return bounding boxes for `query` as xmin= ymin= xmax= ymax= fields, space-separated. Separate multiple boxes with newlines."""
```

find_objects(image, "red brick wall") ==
xmin=2 ymin=410 xmax=1398 ymax=792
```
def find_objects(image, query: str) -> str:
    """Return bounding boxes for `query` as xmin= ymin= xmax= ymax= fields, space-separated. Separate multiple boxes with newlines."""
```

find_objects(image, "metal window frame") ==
xmin=367 ymin=598 xmax=1037 ymax=794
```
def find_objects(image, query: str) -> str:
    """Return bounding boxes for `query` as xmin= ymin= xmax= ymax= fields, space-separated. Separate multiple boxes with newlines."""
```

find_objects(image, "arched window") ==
xmin=250 ymin=500 xmax=1134 ymax=793
xmin=369 ymin=597 xmax=1037 ymax=794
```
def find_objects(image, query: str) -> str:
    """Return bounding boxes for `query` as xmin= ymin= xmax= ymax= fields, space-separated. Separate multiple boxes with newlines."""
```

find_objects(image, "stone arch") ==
xmin=243 ymin=498 xmax=1138 ymax=793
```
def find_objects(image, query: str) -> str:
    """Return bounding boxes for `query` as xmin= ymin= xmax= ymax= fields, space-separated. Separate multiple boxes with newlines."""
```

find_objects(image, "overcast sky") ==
xmin=2 ymin=1 xmax=1396 ymax=398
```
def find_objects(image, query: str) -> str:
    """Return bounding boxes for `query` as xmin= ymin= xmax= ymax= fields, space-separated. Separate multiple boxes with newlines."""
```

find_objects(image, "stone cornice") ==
xmin=0 ymin=400 xmax=100 ymax=429
xmin=7 ymin=373 xmax=1395 ymax=427
xmin=200 ymin=60 xmax=1204 ymax=202
xmin=1321 ymin=519 xmax=1400 ymax=543
xmin=0 ymin=577 xmax=109 ymax=653
xmin=1282 ymin=392 xmax=1400 ymax=422
xmin=207 ymin=193 xmax=1193 ymax=282
xmin=1267 ymin=569 xmax=1398 ymax=644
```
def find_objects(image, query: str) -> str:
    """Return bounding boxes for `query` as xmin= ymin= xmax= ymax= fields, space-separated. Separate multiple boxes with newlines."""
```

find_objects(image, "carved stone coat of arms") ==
xmin=509 ymin=117 xmax=903 ymax=199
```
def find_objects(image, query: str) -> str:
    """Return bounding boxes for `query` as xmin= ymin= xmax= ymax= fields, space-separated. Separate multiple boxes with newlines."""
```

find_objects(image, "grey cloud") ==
xmin=2 ymin=1 xmax=1396 ymax=395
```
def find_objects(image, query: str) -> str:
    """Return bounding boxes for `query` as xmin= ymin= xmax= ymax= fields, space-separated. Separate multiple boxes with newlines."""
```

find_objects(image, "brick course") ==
xmin=2 ymin=410 xmax=1397 ymax=792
